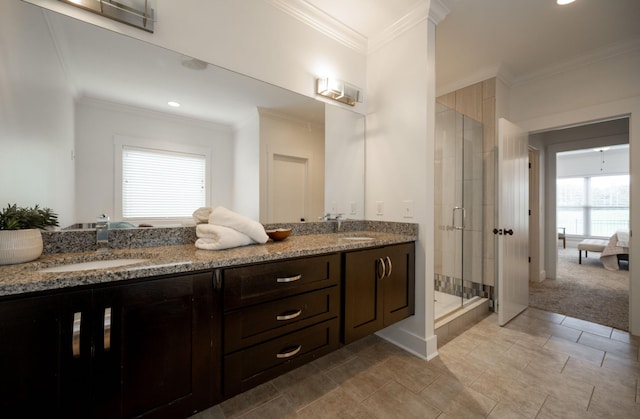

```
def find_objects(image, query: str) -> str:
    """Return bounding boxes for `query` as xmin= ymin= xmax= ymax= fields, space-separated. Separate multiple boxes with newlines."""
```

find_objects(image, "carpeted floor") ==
xmin=529 ymin=246 xmax=630 ymax=331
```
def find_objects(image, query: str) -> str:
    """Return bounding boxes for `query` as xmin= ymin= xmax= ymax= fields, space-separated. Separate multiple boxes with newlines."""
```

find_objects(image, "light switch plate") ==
xmin=402 ymin=200 xmax=414 ymax=218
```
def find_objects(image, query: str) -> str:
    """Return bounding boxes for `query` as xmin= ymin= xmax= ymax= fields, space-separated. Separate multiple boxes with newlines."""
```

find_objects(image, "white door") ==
xmin=270 ymin=154 xmax=308 ymax=223
xmin=497 ymin=118 xmax=529 ymax=326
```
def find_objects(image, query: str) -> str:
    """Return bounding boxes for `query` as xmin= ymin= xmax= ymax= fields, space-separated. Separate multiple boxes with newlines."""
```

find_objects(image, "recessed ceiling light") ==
xmin=168 ymin=101 xmax=180 ymax=107
xmin=557 ymin=0 xmax=576 ymax=5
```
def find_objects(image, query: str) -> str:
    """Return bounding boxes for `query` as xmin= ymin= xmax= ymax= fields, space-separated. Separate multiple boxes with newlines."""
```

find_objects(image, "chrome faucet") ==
xmin=96 ymin=213 xmax=110 ymax=252
xmin=321 ymin=213 xmax=344 ymax=232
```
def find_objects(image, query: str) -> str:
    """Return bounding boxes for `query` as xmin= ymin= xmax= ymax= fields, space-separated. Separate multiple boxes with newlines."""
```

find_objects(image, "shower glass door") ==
xmin=434 ymin=103 xmax=484 ymax=320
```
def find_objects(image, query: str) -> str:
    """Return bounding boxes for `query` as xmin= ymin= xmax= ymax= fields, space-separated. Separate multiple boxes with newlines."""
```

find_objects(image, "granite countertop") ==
xmin=0 ymin=231 xmax=415 ymax=298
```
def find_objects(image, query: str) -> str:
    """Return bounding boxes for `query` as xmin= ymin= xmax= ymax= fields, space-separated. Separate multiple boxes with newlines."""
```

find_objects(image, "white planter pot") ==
xmin=0 ymin=229 xmax=44 ymax=265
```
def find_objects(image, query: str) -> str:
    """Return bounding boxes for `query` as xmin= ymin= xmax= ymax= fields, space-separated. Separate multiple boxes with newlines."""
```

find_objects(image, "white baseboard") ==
xmin=375 ymin=324 xmax=438 ymax=360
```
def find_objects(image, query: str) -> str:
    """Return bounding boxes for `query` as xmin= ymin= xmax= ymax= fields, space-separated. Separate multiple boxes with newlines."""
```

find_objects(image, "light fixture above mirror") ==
xmin=316 ymin=77 xmax=362 ymax=106
xmin=59 ymin=0 xmax=155 ymax=32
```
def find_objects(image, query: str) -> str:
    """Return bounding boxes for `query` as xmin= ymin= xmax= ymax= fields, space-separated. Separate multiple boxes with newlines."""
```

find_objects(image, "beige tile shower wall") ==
xmin=436 ymin=77 xmax=498 ymax=288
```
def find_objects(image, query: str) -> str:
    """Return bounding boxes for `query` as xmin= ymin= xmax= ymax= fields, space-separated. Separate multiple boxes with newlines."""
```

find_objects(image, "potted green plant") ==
xmin=0 ymin=204 xmax=59 ymax=265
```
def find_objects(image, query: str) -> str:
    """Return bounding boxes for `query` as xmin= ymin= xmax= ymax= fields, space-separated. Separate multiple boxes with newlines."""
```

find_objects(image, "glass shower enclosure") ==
xmin=434 ymin=103 xmax=484 ymax=320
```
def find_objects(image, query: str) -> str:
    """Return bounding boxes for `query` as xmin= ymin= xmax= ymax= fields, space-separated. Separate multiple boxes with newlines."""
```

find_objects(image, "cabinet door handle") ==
xmin=385 ymin=256 xmax=393 ymax=277
xmin=276 ymin=344 xmax=302 ymax=359
xmin=277 ymin=274 xmax=301 ymax=283
xmin=276 ymin=309 xmax=302 ymax=321
xmin=103 ymin=307 xmax=112 ymax=351
xmin=377 ymin=258 xmax=386 ymax=280
xmin=72 ymin=312 xmax=82 ymax=358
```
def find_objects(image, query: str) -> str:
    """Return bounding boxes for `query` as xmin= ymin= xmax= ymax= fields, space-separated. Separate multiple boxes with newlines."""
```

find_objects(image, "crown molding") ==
xmin=428 ymin=0 xmax=451 ymax=25
xmin=368 ymin=1 xmax=430 ymax=54
xmin=77 ymin=95 xmax=234 ymax=132
xmin=512 ymin=38 xmax=640 ymax=87
xmin=436 ymin=64 xmax=515 ymax=97
xmin=265 ymin=0 xmax=368 ymax=54
xmin=265 ymin=0 xmax=440 ymax=55
xmin=257 ymin=106 xmax=325 ymax=131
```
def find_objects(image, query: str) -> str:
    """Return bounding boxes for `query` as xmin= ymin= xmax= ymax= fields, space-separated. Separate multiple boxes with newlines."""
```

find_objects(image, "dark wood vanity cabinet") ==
xmin=0 ymin=271 xmax=220 ymax=419
xmin=222 ymin=254 xmax=341 ymax=398
xmin=343 ymin=243 xmax=415 ymax=344
xmin=0 ymin=288 xmax=92 ymax=418
xmin=0 ymin=240 xmax=415 ymax=415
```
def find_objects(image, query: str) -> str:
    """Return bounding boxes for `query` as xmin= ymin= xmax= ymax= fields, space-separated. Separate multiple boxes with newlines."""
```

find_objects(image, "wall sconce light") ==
xmin=59 ymin=0 xmax=156 ymax=33
xmin=316 ymin=77 xmax=362 ymax=106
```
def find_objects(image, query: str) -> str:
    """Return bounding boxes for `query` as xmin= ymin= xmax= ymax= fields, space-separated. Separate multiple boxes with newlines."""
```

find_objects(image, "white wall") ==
xmin=513 ymin=46 xmax=640 ymax=335
xmin=258 ymin=110 xmax=325 ymax=223
xmin=367 ymin=18 xmax=437 ymax=359
xmin=0 ymin=0 xmax=75 ymax=227
xmin=233 ymin=112 xmax=260 ymax=220
xmin=325 ymin=105 xmax=365 ymax=219
xmin=557 ymin=145 xmax=629 ymax=178
xmin=75 ymin=97 xmax=234 ymax=223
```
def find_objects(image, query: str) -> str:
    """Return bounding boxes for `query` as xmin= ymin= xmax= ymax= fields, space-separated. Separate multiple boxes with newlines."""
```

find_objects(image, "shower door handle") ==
xmin=452 ymin=207 xmax=465 ymax=230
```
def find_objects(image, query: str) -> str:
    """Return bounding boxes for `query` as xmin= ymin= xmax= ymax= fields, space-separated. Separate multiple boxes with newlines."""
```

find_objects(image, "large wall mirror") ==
xmin=1 ymin=0 xmax=365 ymax=228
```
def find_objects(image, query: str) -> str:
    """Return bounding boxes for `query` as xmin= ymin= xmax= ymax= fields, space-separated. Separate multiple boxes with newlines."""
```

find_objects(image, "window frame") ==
xmin=557 ymin=174 xmax=629 ymax=238
xmin=114 ymin=135 xmax=212 ymax=223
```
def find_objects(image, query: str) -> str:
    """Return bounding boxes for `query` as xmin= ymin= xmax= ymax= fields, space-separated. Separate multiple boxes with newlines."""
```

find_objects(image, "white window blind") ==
xmin=122 ymin=146 xmax=206 ymax=219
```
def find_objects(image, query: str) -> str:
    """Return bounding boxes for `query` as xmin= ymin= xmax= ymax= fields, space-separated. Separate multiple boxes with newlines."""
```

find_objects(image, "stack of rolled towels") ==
xmin=193 ymin=206 xmax=269 ymax=250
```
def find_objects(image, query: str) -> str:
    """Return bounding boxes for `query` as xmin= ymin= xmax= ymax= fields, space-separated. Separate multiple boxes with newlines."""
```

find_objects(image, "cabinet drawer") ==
xmin=223 ymin=254 xmax=340 ymax=310
xmin=223 ymin=318 xmax=340 ymax=398
xmin=224 ymin=286 xmax=339 ymax=353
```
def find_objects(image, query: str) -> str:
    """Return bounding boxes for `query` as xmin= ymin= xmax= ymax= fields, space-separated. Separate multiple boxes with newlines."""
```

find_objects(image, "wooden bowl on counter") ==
xmin=266 ymin=228 xmax=292 ymax=241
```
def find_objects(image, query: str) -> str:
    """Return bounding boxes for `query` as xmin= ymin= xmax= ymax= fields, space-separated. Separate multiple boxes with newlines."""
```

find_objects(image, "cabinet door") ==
xmin=343 ymin=248 xmax=385 ymax=343
xmin=382 ymin=242 xmax=415 ymax=326
xmin=93 ymin=271 xmax=218 ymax=419
xmin=0 ymin=290 xmax=92 ymax=418
xmin=343 ymin=243 xmax=416 ymax=344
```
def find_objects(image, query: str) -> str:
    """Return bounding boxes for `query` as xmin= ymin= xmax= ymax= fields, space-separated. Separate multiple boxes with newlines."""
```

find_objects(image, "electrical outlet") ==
xmin=376 ymin=201 xmax=384 ymax=216
xmin=331 ymin=201 xmax=337 ymax=213
xmin=350 ymin=201 xmax=357 ymax=215
xmin=402 ymin=200 xmax=414 ymax=218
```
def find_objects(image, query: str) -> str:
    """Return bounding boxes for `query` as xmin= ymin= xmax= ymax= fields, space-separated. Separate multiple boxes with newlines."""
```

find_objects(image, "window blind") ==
xmin=122 ymin=146 xmax=206 ymax=219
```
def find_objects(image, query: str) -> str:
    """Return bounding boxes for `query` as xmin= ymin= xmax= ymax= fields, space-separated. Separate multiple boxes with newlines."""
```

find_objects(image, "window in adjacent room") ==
xmin=556 ymin=144 xmax=629 ymax=237
xmin=115 ymin=136 xmax=210 ymax=221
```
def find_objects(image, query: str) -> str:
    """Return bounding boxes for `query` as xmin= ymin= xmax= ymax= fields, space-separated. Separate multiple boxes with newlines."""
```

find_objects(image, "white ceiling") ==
xmin=40 ymin=0 xmax=640 ymax=126
xmin=304 ymin=0 xmax=421 ymax=37
xmin=435 ymin=0 xmax=640 ymax=92
xmin=307 ymin=0 xmax=640 ymax=93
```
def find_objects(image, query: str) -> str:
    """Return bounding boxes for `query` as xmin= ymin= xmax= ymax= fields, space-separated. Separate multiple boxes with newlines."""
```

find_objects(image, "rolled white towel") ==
xmin=209 ymin=206 xmax=268 ymax=244
xmin=195 ymin=224 xmax=254 ymax=250
xmin=192 ymin=207 xmax=213 ymax=224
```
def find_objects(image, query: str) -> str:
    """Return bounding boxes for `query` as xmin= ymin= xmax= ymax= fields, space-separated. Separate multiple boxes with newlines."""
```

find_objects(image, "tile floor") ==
xmin=191 ymin=308 xmax=640 ymax=418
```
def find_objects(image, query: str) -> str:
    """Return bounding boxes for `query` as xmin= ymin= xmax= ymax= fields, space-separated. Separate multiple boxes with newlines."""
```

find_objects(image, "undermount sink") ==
xmin=341 ymin=237 xmax=374 ymax=241
xmin=39 ymin=258 xmax=148 ymax=273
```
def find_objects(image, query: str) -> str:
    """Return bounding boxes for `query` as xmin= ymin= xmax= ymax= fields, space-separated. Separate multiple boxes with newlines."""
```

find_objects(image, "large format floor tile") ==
xmin=191 ymin=308 xmax=640 ymax=418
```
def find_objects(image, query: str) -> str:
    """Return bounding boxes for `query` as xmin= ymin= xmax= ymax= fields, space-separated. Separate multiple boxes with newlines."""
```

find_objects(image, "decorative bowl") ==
xmin=266 ymin=228 xmax=292 ymax=241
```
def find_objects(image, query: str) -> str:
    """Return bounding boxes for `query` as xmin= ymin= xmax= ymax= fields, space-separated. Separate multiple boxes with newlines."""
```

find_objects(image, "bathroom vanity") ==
xmin=0 ymin=229 xmax=415 ymax=418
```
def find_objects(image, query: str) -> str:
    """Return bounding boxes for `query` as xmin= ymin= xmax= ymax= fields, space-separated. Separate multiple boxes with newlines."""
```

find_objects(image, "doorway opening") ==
xmin=527 ymin=118 xmax=630 ymax=330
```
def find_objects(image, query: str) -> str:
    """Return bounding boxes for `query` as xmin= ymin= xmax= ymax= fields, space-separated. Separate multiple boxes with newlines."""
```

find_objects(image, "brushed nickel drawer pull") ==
xmin=103 ymin=307 xmax=112 ymax=351
xmin=385 ymin=256 xmax=393 ymax=277
xmin=72 ymin=312 xmax=82 ymax=358
xmin=276 ymin=345 xmax=302 ymax=359
xmin=276 ymin=309 xmax=302 ymax=321
xmin=277 ymin=274 xmax=301 ymax=283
